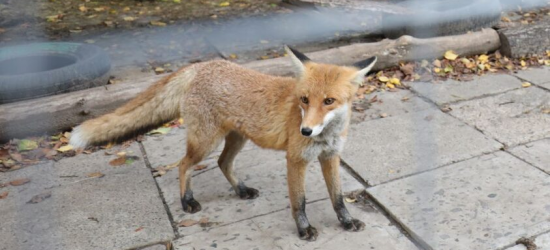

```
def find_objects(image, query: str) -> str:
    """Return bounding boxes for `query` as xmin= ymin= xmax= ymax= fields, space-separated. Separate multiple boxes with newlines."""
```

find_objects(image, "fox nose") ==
xmin=301 ymin=127 xmax=313 ymax=136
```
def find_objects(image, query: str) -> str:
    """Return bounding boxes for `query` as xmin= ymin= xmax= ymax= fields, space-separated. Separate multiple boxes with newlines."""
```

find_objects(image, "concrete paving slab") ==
xmin=409 ymin=74 xmax=522 ymax=105
xmin=509 ymin=138 xmax=550 ymax=174
xmin=173 ymin=199 xmax=419 ymax=250
xmin=514 ymin=67 xmax=550 ymax=89
xmin=0 ymin=143 xmax=174 ymax=250
xmin=368 ymin=152 xmax=550 ymax=250
xmin=343 ymin=109 xmax=502 ymax=185
xmin=351 ymin=89 xmax=433 ymax=124
xmin=450 ymin=87 xmax=550 ymax=146
xmin=141 ymin=127 xmax=256 ymax=175
xmin=143 ymin=135 xmax=365 ymax=236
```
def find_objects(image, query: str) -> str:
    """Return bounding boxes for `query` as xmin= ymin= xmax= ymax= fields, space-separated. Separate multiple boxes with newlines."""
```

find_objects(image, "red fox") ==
xmin=70 ymin=46 xmax=376 ymax=241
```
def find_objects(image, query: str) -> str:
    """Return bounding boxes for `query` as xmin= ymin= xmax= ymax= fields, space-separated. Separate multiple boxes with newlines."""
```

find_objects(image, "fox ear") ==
xmin=284 ymin=45 xmax=310 ymax=75
xmin=352 ymin=56 xmax=377 ymax=85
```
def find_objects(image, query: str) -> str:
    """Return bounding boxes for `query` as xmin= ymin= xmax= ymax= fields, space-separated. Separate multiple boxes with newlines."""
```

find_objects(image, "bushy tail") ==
xmin=70 ymin=67 xmax=196 ymax=148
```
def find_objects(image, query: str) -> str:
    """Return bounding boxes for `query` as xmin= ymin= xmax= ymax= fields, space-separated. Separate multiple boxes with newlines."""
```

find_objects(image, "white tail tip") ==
xmin=69 ymin=126 xmax=89 ymax=149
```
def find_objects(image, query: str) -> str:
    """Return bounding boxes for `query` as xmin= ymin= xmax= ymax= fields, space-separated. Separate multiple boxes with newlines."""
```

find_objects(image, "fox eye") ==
xmin=300 ymin=96 xmax=309 ymax=104
xmin=324 ymin=98 xmax=335 ymax=105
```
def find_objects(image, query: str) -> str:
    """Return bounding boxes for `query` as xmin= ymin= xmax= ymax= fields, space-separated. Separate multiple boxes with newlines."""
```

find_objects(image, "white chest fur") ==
xmin=301 ymin=104 xmax=349 ymax=162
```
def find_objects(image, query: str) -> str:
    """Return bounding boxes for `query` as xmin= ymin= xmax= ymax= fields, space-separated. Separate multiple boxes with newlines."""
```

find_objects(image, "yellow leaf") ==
xmin=478 ymin=54 xmax=489 ymax=63
xmin=544 ymin=60 xmax=550 ymax=66
xmin=79 ymin=6 xmax=88 ymax=12
xmin=378 ymin=76 xmax=389 ymax=82
xmin=386 ymin=83 xmax=395 ymax=89
xmin=57 ymin=145 xmax=74 ymax=152
xmin=501 ymin=16 xmax=511 ymax=22
xmin=520 ymin=60 xmax=526 ymax=67
xmin=461 ymin=58 xmax=470 ymax=65
xmin=444 ymin=50 xmax=458 ymax=60
xmin=173 ymin=0 xmax=181 ymax=2
xmin=123 ymin=16 xmax=135 ymax=21
xmin=150 ymin=21 xmax=167 ymax=26
xmin=478 ymin=64 xmax=485 ymax=70
xmin=229 ymin=54 xmax=237 ymax=59
xmin=546 ymin=50 xmax=550 ymax=57
xmin=433 ymin=67 xmax=441 ymax=73
xmin=178 ymin=118 xmax=184 ymax=124
xmin=389 ymin=77 xmax=401 ymax=85
xmin=344 ymin=197 xmax=356 ymax=203
xmin=219 ymin=1 xmax=230 ymax=7
xmin=522 ymin=82 xmax=531 ymax=88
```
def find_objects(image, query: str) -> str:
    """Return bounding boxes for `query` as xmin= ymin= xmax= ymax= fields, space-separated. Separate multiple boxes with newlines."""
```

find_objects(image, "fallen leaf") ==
xmin=478 ymin=55 xmax=489 ymax=63
xmin=522 ymin=82 xmax=531 ymax=88
xmin=150 ymin=21 xmax=167 ymax=26
xmin=94 ymin=7 xmax=105 ymax=12
xmin=194 ymin=165 xmax=207 ymax=171
xmin=379 ymin=113 xmax=388 ymax=118
xmin=432 ymin=59 xmax=442 ymax=68
xmin=0 ymin=191 xmax=8 ymax=199
xmin=433 ymin=67 xmax=441 ymax=73
xmin=57 ymin=145 xmax=74 ymax=152
xmin=125 ymin=156 xmax=139 ymax=165
xmin=10 ymin=153 xmax=23 ymax=162
xmin=219 ymin=1 xmax=230 ymax=7
xmin=123 ymin=16 xmax=135 ymax=21
xmin=520 ymin=60 xmax=527 ymax=67
xmin=378 ymin=76 xmax=389 ymax=82
xmin=345 ymin=197 xmax=356 ymax=203
xmin=154 ymin=67 xmax=165 ymax=74
xmin=79 ymin=5 xmax=88 ymax=12
xmin=10 ymin=178 xmax=30 ymax=186
xmin=109 ymin=156 xmax=126 ymax=166
xmin=178 ymin=219 xmax=198 ymax=227
xmin=28 ymin=191 xmax=52 ymax=204
xmin=541 ymin=108 xmax=550 ymax=114
xmin=199 ymin=217 xmax=209 ymax=224
xmin=0 ymin=148 xmax=9 ymax=160
xmin=229 ymin=54 xmax=238 ymax=59
xmin=401 ymin=96 xmax=410 ymax=102
xmin=135 ymin=226 xmax=144 ymax=232
xmin=147 ymin=127 xmax=171 ymax=135
xmin=87 ymin=172 xmax=105 ymax=178
xmin=174 ymin=0 xmax=181 ymax=2
xmin=18 ymin=139 xmax=38 ymax=151
xmin=386 ymin=83 xmax=395 ymax=89
xmin=389 ymin=77 xmax=401 ymax=86
xmin=444 ymin=50 xmax=459 ymax=60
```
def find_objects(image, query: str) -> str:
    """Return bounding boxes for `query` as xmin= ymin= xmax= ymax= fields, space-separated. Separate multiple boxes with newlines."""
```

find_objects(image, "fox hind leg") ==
xmin=218 ymin=131 xmax=259 ymax=199
xmin=179 ymin=129 xmax=224 ymax=213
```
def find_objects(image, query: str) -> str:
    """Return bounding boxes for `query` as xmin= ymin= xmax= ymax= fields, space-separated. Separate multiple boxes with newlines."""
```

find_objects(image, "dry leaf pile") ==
xmin=354 ymin=50 xmax=550 ymax=108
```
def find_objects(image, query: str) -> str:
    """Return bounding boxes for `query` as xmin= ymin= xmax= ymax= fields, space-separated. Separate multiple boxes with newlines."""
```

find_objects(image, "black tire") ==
xmin=0 ymin=42 xmax=111 ymax=104
xmin=382 ymin=0 xmax=502 ymax=39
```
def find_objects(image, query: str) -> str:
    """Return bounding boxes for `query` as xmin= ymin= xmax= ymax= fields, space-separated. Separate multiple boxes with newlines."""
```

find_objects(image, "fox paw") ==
xmin=181 ymin=198 xmax=202 ymax=213
xmin=238 ymin=187 xmax=259 ymax=200
xmin=298 ymin=226 xmax=318 ymax=241
xmin=342 ymin=218 xmax=365 ymax=232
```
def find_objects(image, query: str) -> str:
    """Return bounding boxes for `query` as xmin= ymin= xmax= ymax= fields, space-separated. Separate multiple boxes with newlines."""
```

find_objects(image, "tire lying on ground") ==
xmin=0 ymin=42 xmax=111 ymax=104
xmin=382 ymin=0 xmax=502 ymax=39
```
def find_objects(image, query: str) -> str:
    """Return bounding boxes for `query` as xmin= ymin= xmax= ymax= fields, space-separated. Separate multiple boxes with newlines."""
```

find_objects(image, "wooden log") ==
xmin=498 ymin=20 xmax=550 ymax=58
xmin=0 ymin=28 xmax=501 ymax=142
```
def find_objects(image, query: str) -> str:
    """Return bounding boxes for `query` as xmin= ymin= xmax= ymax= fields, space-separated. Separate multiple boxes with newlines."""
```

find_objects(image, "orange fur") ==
xmin=70 ymin=47 xmax=376 ymax=240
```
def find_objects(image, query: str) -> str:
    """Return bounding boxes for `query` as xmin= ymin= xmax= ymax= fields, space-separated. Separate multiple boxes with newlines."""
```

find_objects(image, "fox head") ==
xmin=285 ymin=45 xmax=377 ymax=138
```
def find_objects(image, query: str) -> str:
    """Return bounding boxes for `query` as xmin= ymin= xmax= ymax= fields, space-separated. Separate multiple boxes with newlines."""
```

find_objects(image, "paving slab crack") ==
xmin=139 ymin=142 xmax=181 ymax=239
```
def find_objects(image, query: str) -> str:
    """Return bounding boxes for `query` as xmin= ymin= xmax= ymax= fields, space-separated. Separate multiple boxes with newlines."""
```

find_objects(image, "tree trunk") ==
xmin=498 ymin=20 xmax=550 ymax=58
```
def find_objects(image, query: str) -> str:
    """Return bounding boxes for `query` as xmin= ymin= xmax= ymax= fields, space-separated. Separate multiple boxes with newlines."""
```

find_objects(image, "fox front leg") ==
xmin=286 ymin=157 xmax=318 ymax=241
xmin=319 ymin=154 xmax=365 ymax=231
